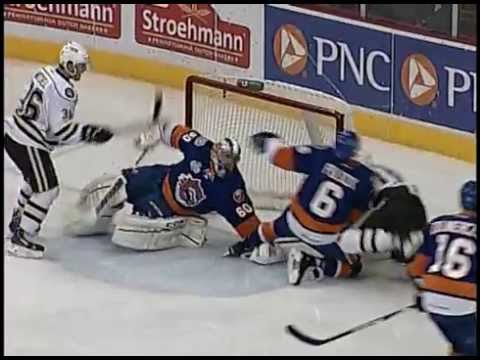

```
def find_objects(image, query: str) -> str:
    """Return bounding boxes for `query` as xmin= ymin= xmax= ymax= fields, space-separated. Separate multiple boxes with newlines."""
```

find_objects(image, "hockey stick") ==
xmin=133 ymin=88 xmax=163 ymax=166
xmin=53 ymin=93 xmax=163 ymax=160
xmin=94 ymin=89 xmax=163 ymax=216
xmin=285 ymin=304 xmax=416 ymax=346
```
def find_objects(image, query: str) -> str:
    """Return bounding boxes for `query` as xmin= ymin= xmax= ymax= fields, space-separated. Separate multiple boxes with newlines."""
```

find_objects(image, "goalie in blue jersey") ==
xmin=64 ymin=122 xmax=261 ymax=251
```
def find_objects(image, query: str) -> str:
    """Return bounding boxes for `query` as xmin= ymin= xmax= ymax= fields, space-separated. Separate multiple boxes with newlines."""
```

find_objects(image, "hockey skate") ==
xmin=287 ymin=248 xmax=323 ymax=285
xmin=5 ymin=207 xmax=22 ymax=240
xmin=6 ymin=229 xmax=45 ymax=259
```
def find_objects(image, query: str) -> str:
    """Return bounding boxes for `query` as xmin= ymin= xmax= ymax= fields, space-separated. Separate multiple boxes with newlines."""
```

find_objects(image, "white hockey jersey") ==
xmin=5 ymin=65 xmax=85 ymax=152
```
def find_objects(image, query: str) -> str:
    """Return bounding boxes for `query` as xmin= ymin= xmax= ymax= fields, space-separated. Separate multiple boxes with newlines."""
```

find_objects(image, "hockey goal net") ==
xmin=185 ymin=75 xmax=354 ymax=210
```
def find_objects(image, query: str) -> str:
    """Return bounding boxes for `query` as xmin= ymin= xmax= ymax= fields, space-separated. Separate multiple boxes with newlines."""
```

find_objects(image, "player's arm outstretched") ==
xmin=47 ymin=95 xmax=113 ymax=146
xmin=135 ymin=120 xmax=211 ymax=155
xmin=250 ymin=131 xmax=319 ymax=174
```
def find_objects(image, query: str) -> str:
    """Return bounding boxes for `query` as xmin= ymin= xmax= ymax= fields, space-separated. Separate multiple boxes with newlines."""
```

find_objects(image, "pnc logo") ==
xmin=401 ymin=53 xmax=438 ymax=106
xmin=273 ymin=24 xmax=307 ymax=76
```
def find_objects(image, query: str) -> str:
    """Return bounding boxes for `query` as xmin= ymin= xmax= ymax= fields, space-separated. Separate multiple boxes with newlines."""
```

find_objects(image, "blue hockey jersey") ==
xmin=408 ymin=213 xmax=476 ymax=303
xmin=157 ymin=125 xmax=260 ymax=239
xmin=270 ymin=145 xmax=375 ymax=234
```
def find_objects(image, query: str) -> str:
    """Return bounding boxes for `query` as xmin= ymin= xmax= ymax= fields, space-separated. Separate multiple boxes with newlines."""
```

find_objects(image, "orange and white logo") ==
xmin=401 ymin=54 xmax=438 ymax=106
xmin=273 ymin=24 xmax=307 ymax=76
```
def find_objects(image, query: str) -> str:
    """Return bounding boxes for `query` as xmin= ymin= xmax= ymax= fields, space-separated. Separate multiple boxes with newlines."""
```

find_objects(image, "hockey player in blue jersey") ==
xmin=407 ymin=180 xmax=476 ymax=356
xmin=225 ymin=130 xmax=376 ymax=284
xmin=65 ymin=122 xmax=261 ymax=251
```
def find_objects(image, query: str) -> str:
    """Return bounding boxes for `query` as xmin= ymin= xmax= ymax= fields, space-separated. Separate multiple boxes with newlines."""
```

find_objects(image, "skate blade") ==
xmin=5 ymin=242 xmax=44 ymax=259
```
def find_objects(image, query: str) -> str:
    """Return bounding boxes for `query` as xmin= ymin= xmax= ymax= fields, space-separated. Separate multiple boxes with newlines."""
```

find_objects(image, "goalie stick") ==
xmin=285 ymin=304 xmax=416 ymax=346
xmin=134 ymin=88 xmax=163 ymax=166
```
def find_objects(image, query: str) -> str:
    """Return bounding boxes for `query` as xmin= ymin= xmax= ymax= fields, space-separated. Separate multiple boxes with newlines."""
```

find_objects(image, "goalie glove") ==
xmin=250 ymin=132 xmax=281 ymax=154
xmin=134 ymin=121 xmax=177 ymax=152
xmin=134 ymin=124 xmax=161 ymax=151
xmin=81 ymin=125 xmax=114 ymax=144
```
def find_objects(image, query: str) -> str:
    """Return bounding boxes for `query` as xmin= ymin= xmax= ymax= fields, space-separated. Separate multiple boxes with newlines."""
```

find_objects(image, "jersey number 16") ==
xmin=428 ymin=235 xmax=476 ymax=279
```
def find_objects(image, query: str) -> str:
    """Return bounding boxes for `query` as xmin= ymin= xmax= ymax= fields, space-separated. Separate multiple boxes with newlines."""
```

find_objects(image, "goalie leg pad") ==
xmin=177 ymin=216 xmax=208 ymax=248
xmin=111 ymin=213 xmax=207 ymax=250
xmin=94 ymin=176 xmax=127 ymax=217
xmin=63 ymin=174 xmax=125 ymax=236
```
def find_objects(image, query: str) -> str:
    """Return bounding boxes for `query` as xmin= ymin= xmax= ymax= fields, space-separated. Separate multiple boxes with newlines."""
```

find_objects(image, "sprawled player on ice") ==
xmin=338 ymin=163 xmax=427 ymax=263
xmin=225 ymin=131 xmax=373 ymax=282
xmin=226 ymin=130 xmax=427 ymax=285
xmin=4 ymin=41 xmax=114 ymax=259
xmin=64 ymin=121 xmax=262 ymax=250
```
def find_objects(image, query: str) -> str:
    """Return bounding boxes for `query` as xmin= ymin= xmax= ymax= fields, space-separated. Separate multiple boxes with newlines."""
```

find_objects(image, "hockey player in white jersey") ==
xmin=4 ymin=41 xmax=114 ymax=259
xmin=336 ymin=163 xmax=427 ymax=261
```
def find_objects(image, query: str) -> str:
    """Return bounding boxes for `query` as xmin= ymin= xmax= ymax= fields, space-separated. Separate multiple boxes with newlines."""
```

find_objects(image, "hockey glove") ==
xmin=134 ymin=124 xmax=162 ymax=151
xmin=223 ymin=240 xmax=254 ymax=258
xmin=250 ymin=132 xmax=281 ymax=154
xmin=81 ymin=125 xmax=114 ymax=144
xmin=414 ymin=291 xmax=425 ymax=312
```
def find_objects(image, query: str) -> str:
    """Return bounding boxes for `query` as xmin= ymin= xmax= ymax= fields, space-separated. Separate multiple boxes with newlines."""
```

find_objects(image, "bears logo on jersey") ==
xmin=175 ymin=173 xmax=207 ymax=208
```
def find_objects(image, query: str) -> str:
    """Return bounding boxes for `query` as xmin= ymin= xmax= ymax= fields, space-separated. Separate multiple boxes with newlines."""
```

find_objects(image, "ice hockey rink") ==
xmin=4 ymin=59 xmax=475 ymax=356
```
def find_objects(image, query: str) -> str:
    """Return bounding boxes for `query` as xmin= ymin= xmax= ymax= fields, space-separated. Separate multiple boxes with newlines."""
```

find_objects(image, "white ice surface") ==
xmin=4 ymin=59 xmax=475 ymax=356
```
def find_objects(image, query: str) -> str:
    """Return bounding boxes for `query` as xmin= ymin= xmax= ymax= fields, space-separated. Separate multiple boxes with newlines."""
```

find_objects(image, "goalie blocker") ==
xmin=63 ymin=173 xmax=208 ymax=250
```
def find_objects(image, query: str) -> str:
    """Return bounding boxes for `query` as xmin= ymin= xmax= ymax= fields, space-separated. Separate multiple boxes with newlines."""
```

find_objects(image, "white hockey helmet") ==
xmin=59 ymin=41 xmax=89 ymax=81
xmin=211 ymin=138 xmax=241 ymax=177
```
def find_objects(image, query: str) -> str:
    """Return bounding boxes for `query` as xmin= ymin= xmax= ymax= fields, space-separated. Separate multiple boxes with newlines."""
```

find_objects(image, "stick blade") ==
xmin=285 ymin=325 xmax=326 ymax=346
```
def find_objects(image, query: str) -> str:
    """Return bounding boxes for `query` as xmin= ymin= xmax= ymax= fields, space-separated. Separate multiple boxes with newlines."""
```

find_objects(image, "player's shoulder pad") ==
xmin=192 ymin=133 xmax=210 ymax=148
xmin=293 ymin=145 xmax=314 ymax=155
xmin=431 ymin=213 xmax=471 ymax=224
xmin=42 ymin=65 xmax=78 ymax=103
xmin=32 ymin=67 xmax=51 ymax=90
xmin=295 ymin=145 xmax=333 ymax=159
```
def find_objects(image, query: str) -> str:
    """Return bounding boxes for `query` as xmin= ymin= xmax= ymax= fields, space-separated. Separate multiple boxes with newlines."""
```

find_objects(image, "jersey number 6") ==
xmin=309 ymin=181 xmax=344 ymax=218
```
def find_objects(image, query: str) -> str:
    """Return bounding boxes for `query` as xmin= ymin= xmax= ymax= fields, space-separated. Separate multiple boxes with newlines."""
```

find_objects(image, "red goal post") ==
xmin=184 ymin=75 xmax=353 ymax=210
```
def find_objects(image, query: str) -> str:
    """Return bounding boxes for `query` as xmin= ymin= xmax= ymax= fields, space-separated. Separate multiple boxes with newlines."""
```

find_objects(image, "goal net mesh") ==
xmin=185 ymin=75 xmax=354 ymax=210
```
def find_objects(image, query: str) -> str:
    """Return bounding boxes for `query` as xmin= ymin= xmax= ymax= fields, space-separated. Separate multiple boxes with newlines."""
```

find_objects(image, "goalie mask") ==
xmin=211 ymin=138 xmax=241 ymax=178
